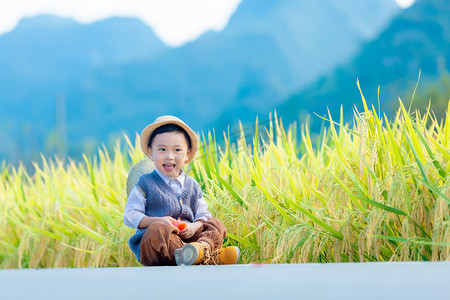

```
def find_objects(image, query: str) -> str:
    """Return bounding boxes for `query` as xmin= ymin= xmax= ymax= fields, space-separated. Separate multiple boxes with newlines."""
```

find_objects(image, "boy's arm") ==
xmin=137 ymin=216 xmax=174 ymax=229
xmin=193 ymin=188 xmax=213 ymax=222
xmin=123 ymin=186 xmax=147 ymax=228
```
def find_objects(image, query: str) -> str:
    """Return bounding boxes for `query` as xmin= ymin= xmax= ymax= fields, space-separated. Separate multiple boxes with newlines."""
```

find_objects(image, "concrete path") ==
xmin=1 ymin=262 xmax=449 ymax=300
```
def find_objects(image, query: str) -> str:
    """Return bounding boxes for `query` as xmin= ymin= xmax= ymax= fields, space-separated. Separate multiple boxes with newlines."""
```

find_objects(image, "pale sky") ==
xmin=0 ymin=0 xmax=414 ymax=47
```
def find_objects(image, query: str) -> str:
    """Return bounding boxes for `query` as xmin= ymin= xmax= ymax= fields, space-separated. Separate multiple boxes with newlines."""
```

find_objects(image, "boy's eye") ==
xmin=158 ymin=148 xmax=165 ymax=151
xmin=175 ymin=148 xmax=182 ymax=152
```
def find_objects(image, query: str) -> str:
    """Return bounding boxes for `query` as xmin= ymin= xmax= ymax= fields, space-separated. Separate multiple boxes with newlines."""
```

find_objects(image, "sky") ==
xmin=0 ymin=0 xmax=414 ymax=47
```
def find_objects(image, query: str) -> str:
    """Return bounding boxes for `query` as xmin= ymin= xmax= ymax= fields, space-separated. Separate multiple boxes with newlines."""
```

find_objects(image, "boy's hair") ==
xmin=148 ymin=124 xmax=192 ymax=149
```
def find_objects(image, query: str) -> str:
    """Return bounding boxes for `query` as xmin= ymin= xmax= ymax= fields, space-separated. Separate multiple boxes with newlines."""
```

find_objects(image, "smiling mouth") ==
xmin=163 ymin=164 xmax=175 ymax=170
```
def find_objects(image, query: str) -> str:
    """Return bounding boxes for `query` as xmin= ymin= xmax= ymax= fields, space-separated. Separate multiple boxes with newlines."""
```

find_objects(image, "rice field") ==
xmin=1 ymin=96 xmax=449 ymax=268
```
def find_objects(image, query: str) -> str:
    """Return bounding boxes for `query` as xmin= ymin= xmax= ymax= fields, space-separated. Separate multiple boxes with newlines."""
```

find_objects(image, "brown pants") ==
xmin=140 ymin=218 xmax=227 ymax=266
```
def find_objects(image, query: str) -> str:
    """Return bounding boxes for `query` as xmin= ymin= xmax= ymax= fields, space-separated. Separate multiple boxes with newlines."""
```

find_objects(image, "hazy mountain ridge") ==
xmin=0 ymin=0 xmax=400 ymax=163
xmin=0 ymin=15 xmax=168 ymax=83
xmin=62 ymin=0 xmax=399 ymax=147
xmin=210 ymin=0 xmax=400 ymax=131
xmin=0 ymin=15 xmax=169 ymax=162
xmin=274 ymin=0 xmax=450 ymax=130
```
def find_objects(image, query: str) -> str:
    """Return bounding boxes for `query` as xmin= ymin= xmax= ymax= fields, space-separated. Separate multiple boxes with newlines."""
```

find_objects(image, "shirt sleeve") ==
xmin=193 ymin=188 xmax=212 ymax=222
xmin=123 ymin=186 xmax=146 ymax=228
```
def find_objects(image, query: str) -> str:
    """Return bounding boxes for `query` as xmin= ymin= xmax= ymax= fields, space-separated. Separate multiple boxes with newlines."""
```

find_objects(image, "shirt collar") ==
xmin=155 ymin=168 xmax=185 ymax=187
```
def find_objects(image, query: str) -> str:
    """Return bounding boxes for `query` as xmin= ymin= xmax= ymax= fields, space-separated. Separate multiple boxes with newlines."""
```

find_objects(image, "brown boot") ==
xmin=217 ymin=246 xmax=240 ymax=265
xmin=175 ymin=243 xmax=240 ymax=266
xmin=175 ymin=242 xmax=211 ymax=266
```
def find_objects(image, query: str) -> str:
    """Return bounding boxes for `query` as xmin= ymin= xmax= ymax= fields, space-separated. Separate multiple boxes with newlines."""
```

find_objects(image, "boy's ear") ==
xmin=186 ymin=149 xmax=191 ymax=162
xmin=147 ymin=147 xmax=154 ymax=161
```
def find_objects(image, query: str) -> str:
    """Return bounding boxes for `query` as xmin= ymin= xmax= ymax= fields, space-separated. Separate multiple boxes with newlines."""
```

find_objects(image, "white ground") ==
xmin=1 ymin=261 xmax=449 ymax=299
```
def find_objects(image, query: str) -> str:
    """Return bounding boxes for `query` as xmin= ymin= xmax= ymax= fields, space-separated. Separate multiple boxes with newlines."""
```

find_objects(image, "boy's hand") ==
xmin=178 ymin=221 xmax=203 ymax=239
xmin=162 ymin=216 xmax=177 ymax=227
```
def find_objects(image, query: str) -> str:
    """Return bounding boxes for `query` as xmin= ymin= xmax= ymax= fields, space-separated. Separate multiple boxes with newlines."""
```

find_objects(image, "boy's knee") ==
xmin=206 ymin=217 xmax=219 ymax=225
xmin=141 ymin=221 xmax=170 ymax=241
xmin=148 ymin=220 xmax=166 ymax=229
xmin=150 ymin=220 xmax=181 ymax=236
xmin=208 ymin=217 xmax=226 ymax=228
xmin=204 ymin=218 xmax=227 ymax=238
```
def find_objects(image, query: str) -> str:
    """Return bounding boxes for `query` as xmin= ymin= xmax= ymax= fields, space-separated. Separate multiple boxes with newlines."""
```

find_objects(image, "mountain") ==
xmin=224 ymin=0 xmax=399 ymax=89
xmin=0 ymin=1 xmax=400 ymax=163
xmin=0 ymin=15 xmax=168 ymax=84
xmin=192 ymin=0 xmax=400 ymax=133
xmin=0 ymin=15 xmax=169 ymax=162
xmin=62 ymin=0 xmax=399 ymax=146
xmin=274 ymin=0 xmax=450 ymax=130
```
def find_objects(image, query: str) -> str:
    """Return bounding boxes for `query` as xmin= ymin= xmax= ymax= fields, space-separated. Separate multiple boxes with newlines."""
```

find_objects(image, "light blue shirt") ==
xmin=123 ymin=169 xmax=212 ymax=228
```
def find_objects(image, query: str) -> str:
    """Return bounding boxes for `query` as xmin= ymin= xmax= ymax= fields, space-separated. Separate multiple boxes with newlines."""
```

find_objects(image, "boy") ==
xmin=123 ymin=115 xmax=240 ymax=266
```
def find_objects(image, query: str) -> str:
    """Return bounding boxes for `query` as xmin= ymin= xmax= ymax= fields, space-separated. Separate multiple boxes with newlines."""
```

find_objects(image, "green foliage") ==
xmin=1 ymin=98 xmax=449 ymax=268
xmin=277 ymin=0 xmax=450 ymax=134
xmin=192 ymin=96 xmax=450 ymax=264
xmin=0 ymin=135 xmax=146 ymax=268
xmin=411 ymin=70 xmax=450 ymax=121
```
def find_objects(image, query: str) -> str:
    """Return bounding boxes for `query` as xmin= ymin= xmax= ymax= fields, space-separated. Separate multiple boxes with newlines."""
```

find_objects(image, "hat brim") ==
xmin=140 ymin=117 xmax=199 ymax=164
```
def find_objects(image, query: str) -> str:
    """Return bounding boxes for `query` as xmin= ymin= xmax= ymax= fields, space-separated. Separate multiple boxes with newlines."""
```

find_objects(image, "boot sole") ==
xmin=232 ymin=246 xmax=241 ymax=264
xmin=174 ymin=244 xmax=199 ymax=266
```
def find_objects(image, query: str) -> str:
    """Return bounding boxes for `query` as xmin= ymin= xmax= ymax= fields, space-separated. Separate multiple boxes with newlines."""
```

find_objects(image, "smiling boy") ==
xmin=123 ymin=115 xmax=240 ymax=266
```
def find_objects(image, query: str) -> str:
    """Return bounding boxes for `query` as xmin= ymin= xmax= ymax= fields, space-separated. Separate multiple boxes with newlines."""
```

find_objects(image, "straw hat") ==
xmin=126 ymin=158 xmax=155 ymax=197
xmin=140 ymin=115 xmax=199 ymax=164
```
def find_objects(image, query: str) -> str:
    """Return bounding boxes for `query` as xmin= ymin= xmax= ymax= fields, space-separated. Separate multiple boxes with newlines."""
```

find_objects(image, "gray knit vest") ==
xmin=128 ymin=170 xmax=202 ymax=261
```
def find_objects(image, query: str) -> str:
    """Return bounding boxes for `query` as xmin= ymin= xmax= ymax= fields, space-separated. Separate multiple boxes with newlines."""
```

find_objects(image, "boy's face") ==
xmin=148 ymin=131 xmax=191 ymax=178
